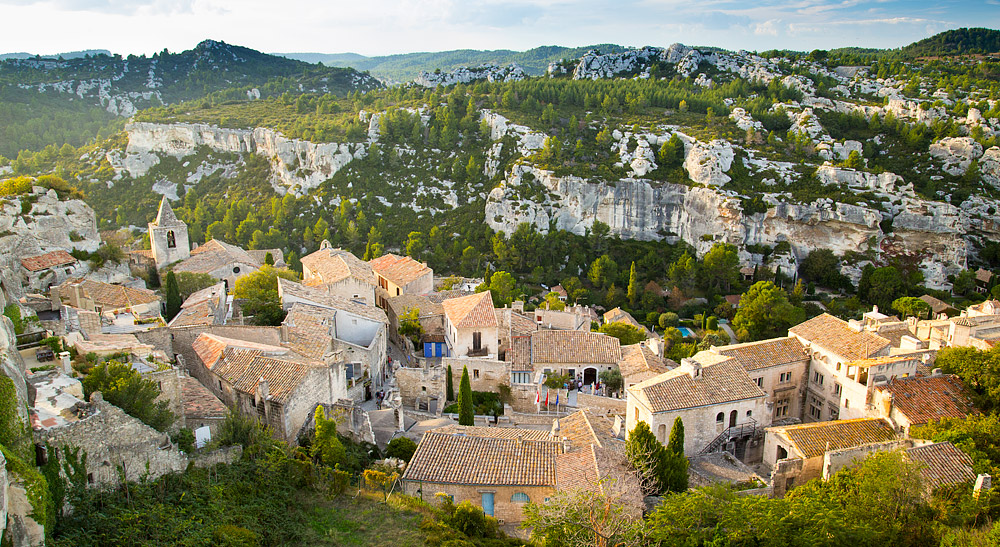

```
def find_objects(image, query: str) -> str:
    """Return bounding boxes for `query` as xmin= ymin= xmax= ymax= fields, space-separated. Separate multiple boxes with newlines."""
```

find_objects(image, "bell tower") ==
xmin=148 ymin=196 xmax=190 ymax=268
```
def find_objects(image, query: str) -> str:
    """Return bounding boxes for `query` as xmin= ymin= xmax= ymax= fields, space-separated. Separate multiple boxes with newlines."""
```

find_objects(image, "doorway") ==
xmin=729 ymin=410 xmax=738 ymax=428
xmin=583 ymin=367 xmax=597 ymax=386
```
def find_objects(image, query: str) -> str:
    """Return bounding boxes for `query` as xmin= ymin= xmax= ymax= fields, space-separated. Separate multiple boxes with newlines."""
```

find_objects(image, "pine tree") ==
xmin=627 ymin=261 xmax=640 ymax=307
xmin=446 ymin=364 xmax=455 ymax=402
xmin=664 ymin=417 xmax=689 ymax=492
xmin=164 ymin=271 xmax=182 ymax=321
xmin=458 ymin=366 xmax=474 ymax=426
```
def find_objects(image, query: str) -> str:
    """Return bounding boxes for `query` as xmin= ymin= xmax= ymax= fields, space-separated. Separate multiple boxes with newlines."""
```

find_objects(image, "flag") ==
xmin=545 ymin=390 xmax=549 ymax=407
xmin=535 ymin=389 xmax=539 ymax=404
xmin=555 ymin=392 xmax=559 ymax=406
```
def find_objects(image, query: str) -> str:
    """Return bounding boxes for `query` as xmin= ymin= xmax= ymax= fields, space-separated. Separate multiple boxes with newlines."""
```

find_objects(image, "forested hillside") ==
xmin=278 ymin=43 xmax=631 ymax=81
xmin=0 ymin=40 xmax=382 ymax=157
xmin=902 ymin=28 xmax=1000 ymax=59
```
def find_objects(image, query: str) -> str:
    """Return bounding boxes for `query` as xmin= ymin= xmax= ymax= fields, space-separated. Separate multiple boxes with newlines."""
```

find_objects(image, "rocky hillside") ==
xmin=6 ymin=35 xmax=1000 ymax=292
xmin=0 ymin=40 xmax=384 ymax=158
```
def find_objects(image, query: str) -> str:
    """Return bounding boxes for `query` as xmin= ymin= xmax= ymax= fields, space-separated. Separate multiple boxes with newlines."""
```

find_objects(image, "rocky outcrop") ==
xmin=980 ymin=146 xmax=1000 ymax=189
xmin=815 ymin=165 xmax=909 ymax=194
xmin=0 ymin=186 xmax=100 ymax=275
xmin=415 ymin=64 xmax=526 ymax=87
xmin=683 ymin=140 xmax=734 ymax=186
xmin=121 ymin=122 xmax=369 ymax=195
xmin=485 ymin=164 xmax=970 ymax=289
xmin=929 ymin=137 xmax=984 ymax=175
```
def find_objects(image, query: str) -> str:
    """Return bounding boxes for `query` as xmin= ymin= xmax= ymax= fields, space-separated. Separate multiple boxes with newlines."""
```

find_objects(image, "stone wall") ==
xmin=396 ymin=365 xmax=447 ymax=413
xmin=36 ymin=393 xmax=188 ymax=486
xmin=143 ymin=368 xmax=183 ymax=431
xmin=135 ymin=327 xmax=173 ymax=356
xmin=189 ymin=446 xmax=243 ymax=468
xmin=822 ymin=440 xmax=910 ymax=479
xmin=0 ymin=449 xmax=6 ymax=544
xmin=401 ymin=481 xmax=552 ymax=524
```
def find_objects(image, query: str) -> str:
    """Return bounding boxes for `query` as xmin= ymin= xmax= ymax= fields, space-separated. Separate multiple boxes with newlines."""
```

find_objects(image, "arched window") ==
xmin=511 ymin=492 xmax=530 ymax=503
xmin=166 ymin=230 xmax=176 ymax=249
xmin=729 ymin=410 xmax=738 ymax=427
xmin=716 ymin=412 xmax=724 ymax=424
xmin=746 ymin=410 xmax=753 ymax=418
xmin=657 ymin=424 xmax=667 ymax=442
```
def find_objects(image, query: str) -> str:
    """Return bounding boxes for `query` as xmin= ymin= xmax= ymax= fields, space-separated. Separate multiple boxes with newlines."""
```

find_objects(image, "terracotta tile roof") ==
xmin=619 ymin=344 xmax=676 ymax=380
xmin=551 ymin=285 xmax=568 ymax=297
xmin=56 ymin=278 xmax=160 ymax=310
xmin=496 ymin=309 xmax=538 ymax=339
xmin=906 ymin=442 xmax=977 ymax=490
xmin=430 ymin=425 xmax=552 ymax=441
xmin=213 ymin=348 xmax=310 ymax=403
xmin=176 ymin=239 xmax=259 ymax=274
xmin=181 ymin=377 xmax=227 ymax=418
xmin=443 ymin=291 xmax=498 ymax=329
xmin=530 ymin=330 xmax=621 ymax=365
xmin=369 ymin=253 xmax=432 ymax=288
xmin=715 ymin=337 xmax=807 ymax=372
xmin=976 ymin=268 xmax=994 ymax=283
xmin=151 ymin=196 xmax=184 ymax=227
xmin=192 ymin=333 xmax=289 ymax=370
xmin=603 ymin=308 xmax=642 ymax=329
xmin=788 ymin=313 xmax=891 ymax=362
xmin=845 ymin=354 xmax=920 ymax=370
xmin=629 ymin=355 xmax=765 ymax=414
xmin=771 ymin=418 xmax=897 ymax=459
xmin=724 ymin=294 xmax=742 ymax=306
xmin=281 ymin=303 xmax=337 ymax=360
xmin=509 ymin=336 xmax=533 ymax=370
xmin=919 ymin=295 xmax=954 ymax=315
xmin=556 ymin=409 xmax=624 ymax=451
xmin=402 ymin=430 xmax=559 ymax=486
xmin=386 ymin=292 xmax=459 ymax=319
xmin=183 ymin=282 xmax=227 ymax=308
xmin=301 ymin=245 xmax=375 ymax=286
xmin=278 ymin=277 xmax=387 ymax=323
xmin=879 ymin=374 xmax=977 ymax=426
xmin=20 ymin=250 xmax=76 ymax=272
xmin=168 ymin=300 xmax=216 ymax=327
xmin=555 ymin=446 xmax=598 ymax=491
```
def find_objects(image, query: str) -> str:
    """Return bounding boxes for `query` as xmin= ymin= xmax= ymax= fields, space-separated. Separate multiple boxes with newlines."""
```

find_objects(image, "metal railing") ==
xmin=700 ymin=417 xmax=759 ymax=455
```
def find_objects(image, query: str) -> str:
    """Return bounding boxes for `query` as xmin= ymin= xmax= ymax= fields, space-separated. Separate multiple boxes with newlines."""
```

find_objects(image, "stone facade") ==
xmin=401 ymin=482 xmax=551 ymax=524
xmin=148 ymin=197 xmax=190 ymax=268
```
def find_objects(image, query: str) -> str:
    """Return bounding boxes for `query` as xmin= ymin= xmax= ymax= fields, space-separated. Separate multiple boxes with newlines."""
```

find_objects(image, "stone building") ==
xmin=443 ymin=291 xmax=499 ymax=358
xmin=191 ymin=333 xmax=348 ymax=442
xmin=19 ymin=250 xmax=80 ymax=292
xmin=869 ymin=373 xmax=977 ymax=435
xmin=507 ymin=329 xmax=622 ymax=386
xmin=763 ymin=417 xmax=898 ymax=496
xmin=180 ymin=376 xmax=228 ymax=438
xmin=172 ymin=239 xmax=274 ymax=288
xmin=52 ymin=278 xmax=161 ymax=317
xmin=369 ymin=253 xmax=433 ymax=299
xmin=167 ymin=281 xmax=230 ymax=327
xmin=617 ymin=343 xmax=676 ymax=391
xmin=300 ymin=241 xmax=376 ymax=304
xmin=626 ymin=353 xmax=767 ymax=457
xmin=148 ymin=197 xmax=190 ymax=268
xmin=788 ymin=313 xmax=894 ymax=422
xmin=711 ymin=337 xmax=810 ymax=423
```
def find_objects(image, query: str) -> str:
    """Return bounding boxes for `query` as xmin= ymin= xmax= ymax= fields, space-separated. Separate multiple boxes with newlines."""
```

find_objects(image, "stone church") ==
xmin=148 ymin=197 xmax=190 ymax=268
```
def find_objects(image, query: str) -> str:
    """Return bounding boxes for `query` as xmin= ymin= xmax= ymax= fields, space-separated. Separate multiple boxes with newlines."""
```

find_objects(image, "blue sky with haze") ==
xmin=1 ymin=0 xmax=997 ymax=56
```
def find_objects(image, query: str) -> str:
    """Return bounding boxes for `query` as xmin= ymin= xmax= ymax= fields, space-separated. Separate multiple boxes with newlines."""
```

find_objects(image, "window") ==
xmin=635 ymin=408 xmax=639 ymax=422
xmin=511 ymin=492 xmax=530 ymax=503
xmin=746 ymin=410 xmax=752 ymax=418
xmin=754 ymin=377 xmax=763 ymax=388
xmin=808 ymin=397 xmax=822 ymax=420
xmin=813 ymin=372 xmax=824 ymax=386
xmin=473 ymin=369 xmax=480 ymax=379
xmin=844 ymin=399 xmax=850 ymax=409
xmin=779 ymin=372 xmax=792 ymax=383
xmin=716 ymin=412 xmax=724 ymax=424
xmin=166 ymin=230 xmax=176 ymax=248
xmin=775 ymin=398 xmax=789 ymax=418
xmin=512 ymin=372 xmax=531 ymax=384
xmin=233 ymin=266 xmax=241 ymax=274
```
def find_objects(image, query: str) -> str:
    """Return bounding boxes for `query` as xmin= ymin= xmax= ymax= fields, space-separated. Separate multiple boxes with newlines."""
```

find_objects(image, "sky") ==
xmin=1 ymin=0 xmax=997 ymax=57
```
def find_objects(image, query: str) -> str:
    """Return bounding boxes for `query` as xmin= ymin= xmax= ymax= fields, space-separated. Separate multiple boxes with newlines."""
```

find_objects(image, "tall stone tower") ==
xmin=148 ymin=196 xmax=190 ymax=268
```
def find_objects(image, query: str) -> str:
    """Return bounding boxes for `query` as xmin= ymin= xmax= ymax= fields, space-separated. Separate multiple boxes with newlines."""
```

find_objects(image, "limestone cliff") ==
xmin=415 ymin=64 xmax=526 ymax=87
xmin=0 ymin=186 xmax=100 ymax=276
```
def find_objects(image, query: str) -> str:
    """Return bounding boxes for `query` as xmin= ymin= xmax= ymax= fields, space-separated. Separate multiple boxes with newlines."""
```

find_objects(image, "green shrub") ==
xmin=385 ymin=437 xmax=417 ymax=463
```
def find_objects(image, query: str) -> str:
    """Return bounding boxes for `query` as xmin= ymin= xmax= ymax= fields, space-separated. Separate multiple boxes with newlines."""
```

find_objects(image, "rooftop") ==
xmin=618 ymin=344 xmax=676 ymax=379
xmin=788 ymin=313 xmax=891 ymax=362
xmin=151 ymin=196 xmax=184 ymax=227
xmin=555 ymin=409 xmax=624 ymax=451
xmin=714 ymin=337 xmax=807 ymax=372
xmin=530 ymin=330 xmax=622 ymax=365
xmin=878 ymin=374 xmax=976 ymax=426
xmin=58 ymin=278 xmax=160 ymax=309
xmin=905 ymin=442 xmax=977 ymax=490
xmin=629 ymin=355 xmax=765 ymax=414
xmin=368 ymin=253 xmax=432 ymax=288
xmin=175 ymin=239 xmax=260 ymax=275
xmin=181 ymin=377 xmax=227 ymax=418
xmin=213 ymin=348 xmax=311 ymax=404
xmin=301 ymin=243 xmax=375 ymax=287
xmin=769 ymin=418 xmax=897 ymax=459
xmin=442 ymin=291 xmax=498 ymax=329
xmin=278 ymin=277 xmax=387 ymax=323
xmin=21 ymin=250 xmax=76 ymax=272
xmin=919 ymin=294 xmax=954 ymax=315
xmin=192 ymin=332 xmax=289 ymax=371
xmin=402 ymin=428 xmax=559 ymax=486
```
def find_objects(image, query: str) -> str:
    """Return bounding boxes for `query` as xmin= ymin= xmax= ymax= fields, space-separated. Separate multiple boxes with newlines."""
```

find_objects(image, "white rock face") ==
xmin=479 ymin=110 xmax=546 ymax=156
xmin=484 ymin=163 xmax=983 ymax=289
xmin=415 ymin=64 xmax=526 ymax=87
xmin=683 ymin=140 xmax=734 ymax=186
xmin=929 ymin=137 xmax=984 ymax=175
xmin=0 ymin=188 xmax=100 ymax=266
xmin=123 ymin=122 xmax=368 ymax=195
xmin=730 ymin=108 xmax=763 ymax=132
xmin=980 ymin=146 xmax=1000 ymax=189
xmin=815 ymin=165 xmax=906 ymax=194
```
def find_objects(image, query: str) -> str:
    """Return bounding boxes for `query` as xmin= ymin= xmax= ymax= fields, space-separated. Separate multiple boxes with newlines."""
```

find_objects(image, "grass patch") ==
xmin=300 ymin=491 xmax=430 ymax=546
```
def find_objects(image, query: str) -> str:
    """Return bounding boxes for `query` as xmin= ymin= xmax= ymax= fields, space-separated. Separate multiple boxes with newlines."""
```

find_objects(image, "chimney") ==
xmin=680 ymin=358 xmax=702 ymax=379
xmin=518 ymin=434 xmax=525 ymax=447
xmin=562 ymin=436 xmax=571 ymax=453
xmin=931 ymin=368 xmax=942 ymax=377
xmin=257 ymin=376 xmax=269 ymax=401
xmin=975 ymin=474 xmax=992 ymax=499
xmin=59 ymin=351 xmax=72 ymax=375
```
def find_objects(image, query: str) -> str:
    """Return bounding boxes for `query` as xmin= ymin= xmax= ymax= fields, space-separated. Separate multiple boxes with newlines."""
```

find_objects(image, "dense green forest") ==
xmin=902 ymin=28 xmax=1000 ymax=59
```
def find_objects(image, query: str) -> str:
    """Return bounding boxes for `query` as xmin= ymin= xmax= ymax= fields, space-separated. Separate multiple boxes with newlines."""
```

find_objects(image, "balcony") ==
xmin=467 ymin=347 xmax=489 ymax=357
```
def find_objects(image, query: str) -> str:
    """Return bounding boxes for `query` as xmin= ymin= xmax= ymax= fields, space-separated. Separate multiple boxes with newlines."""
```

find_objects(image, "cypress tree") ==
xmin=164 ymin=271 xmax=182 ymax=321
xmin=446 ymin=364 xmax=455 ymax=402
xmin=664 ymin=416 xmax=689 ymax=492
xmin=626 ymin=421 xmax=667 ymax=495
xmin=458 ymin=365 xmax=474 ymax=426
xmin=627 ymin=261 xmax=640 ymax=307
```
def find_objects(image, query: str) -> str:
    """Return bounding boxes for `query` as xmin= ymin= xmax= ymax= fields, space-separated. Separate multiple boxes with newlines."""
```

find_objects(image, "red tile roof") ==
xmin=770 ymin=418 xmax=897 ymax=459
xmin=789 ymin=313 xmax=891 ymax=362
xmin=906 ymin=442 xmax=977 ymax=490
xmin=530 ymin=330 xmax=621 ymax=365
xmin=369 ymin=253 xmax=432 ymax=288
xmin=213 ymin=349 xmax=310 ymax=404
xmin=879 ymin=374 xmax=977 ymax=426
xmin=301 ymin=245 xmax=375 ymax=286
xmin=20 ymin=250 xmax=76 ymax=272
xmin=402 ymin=429 xmax=559 ymax=486
xmin=181 ymin=377 xmax=227 ymax=418
xmin=630 ymin=356 xmax=765 ymax=413
xmin=715 ymin=337 xmax=808 ymax=372
xmin=443 ymin=291 xmax=498 ymax=329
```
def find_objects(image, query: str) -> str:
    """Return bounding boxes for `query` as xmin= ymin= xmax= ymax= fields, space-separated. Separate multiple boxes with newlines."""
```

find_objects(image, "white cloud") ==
xmin=753 ymin=19 xmax=781 ymax=36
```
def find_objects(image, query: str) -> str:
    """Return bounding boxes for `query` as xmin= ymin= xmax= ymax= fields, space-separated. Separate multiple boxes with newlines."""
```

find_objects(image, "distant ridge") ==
xmin=0 ymin=49 xmax=112 ymax=60
xmin=275 ymin=44 xmax=630 ymax=82
xmin=901 ymin=27 xmax=1000 ymax=58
